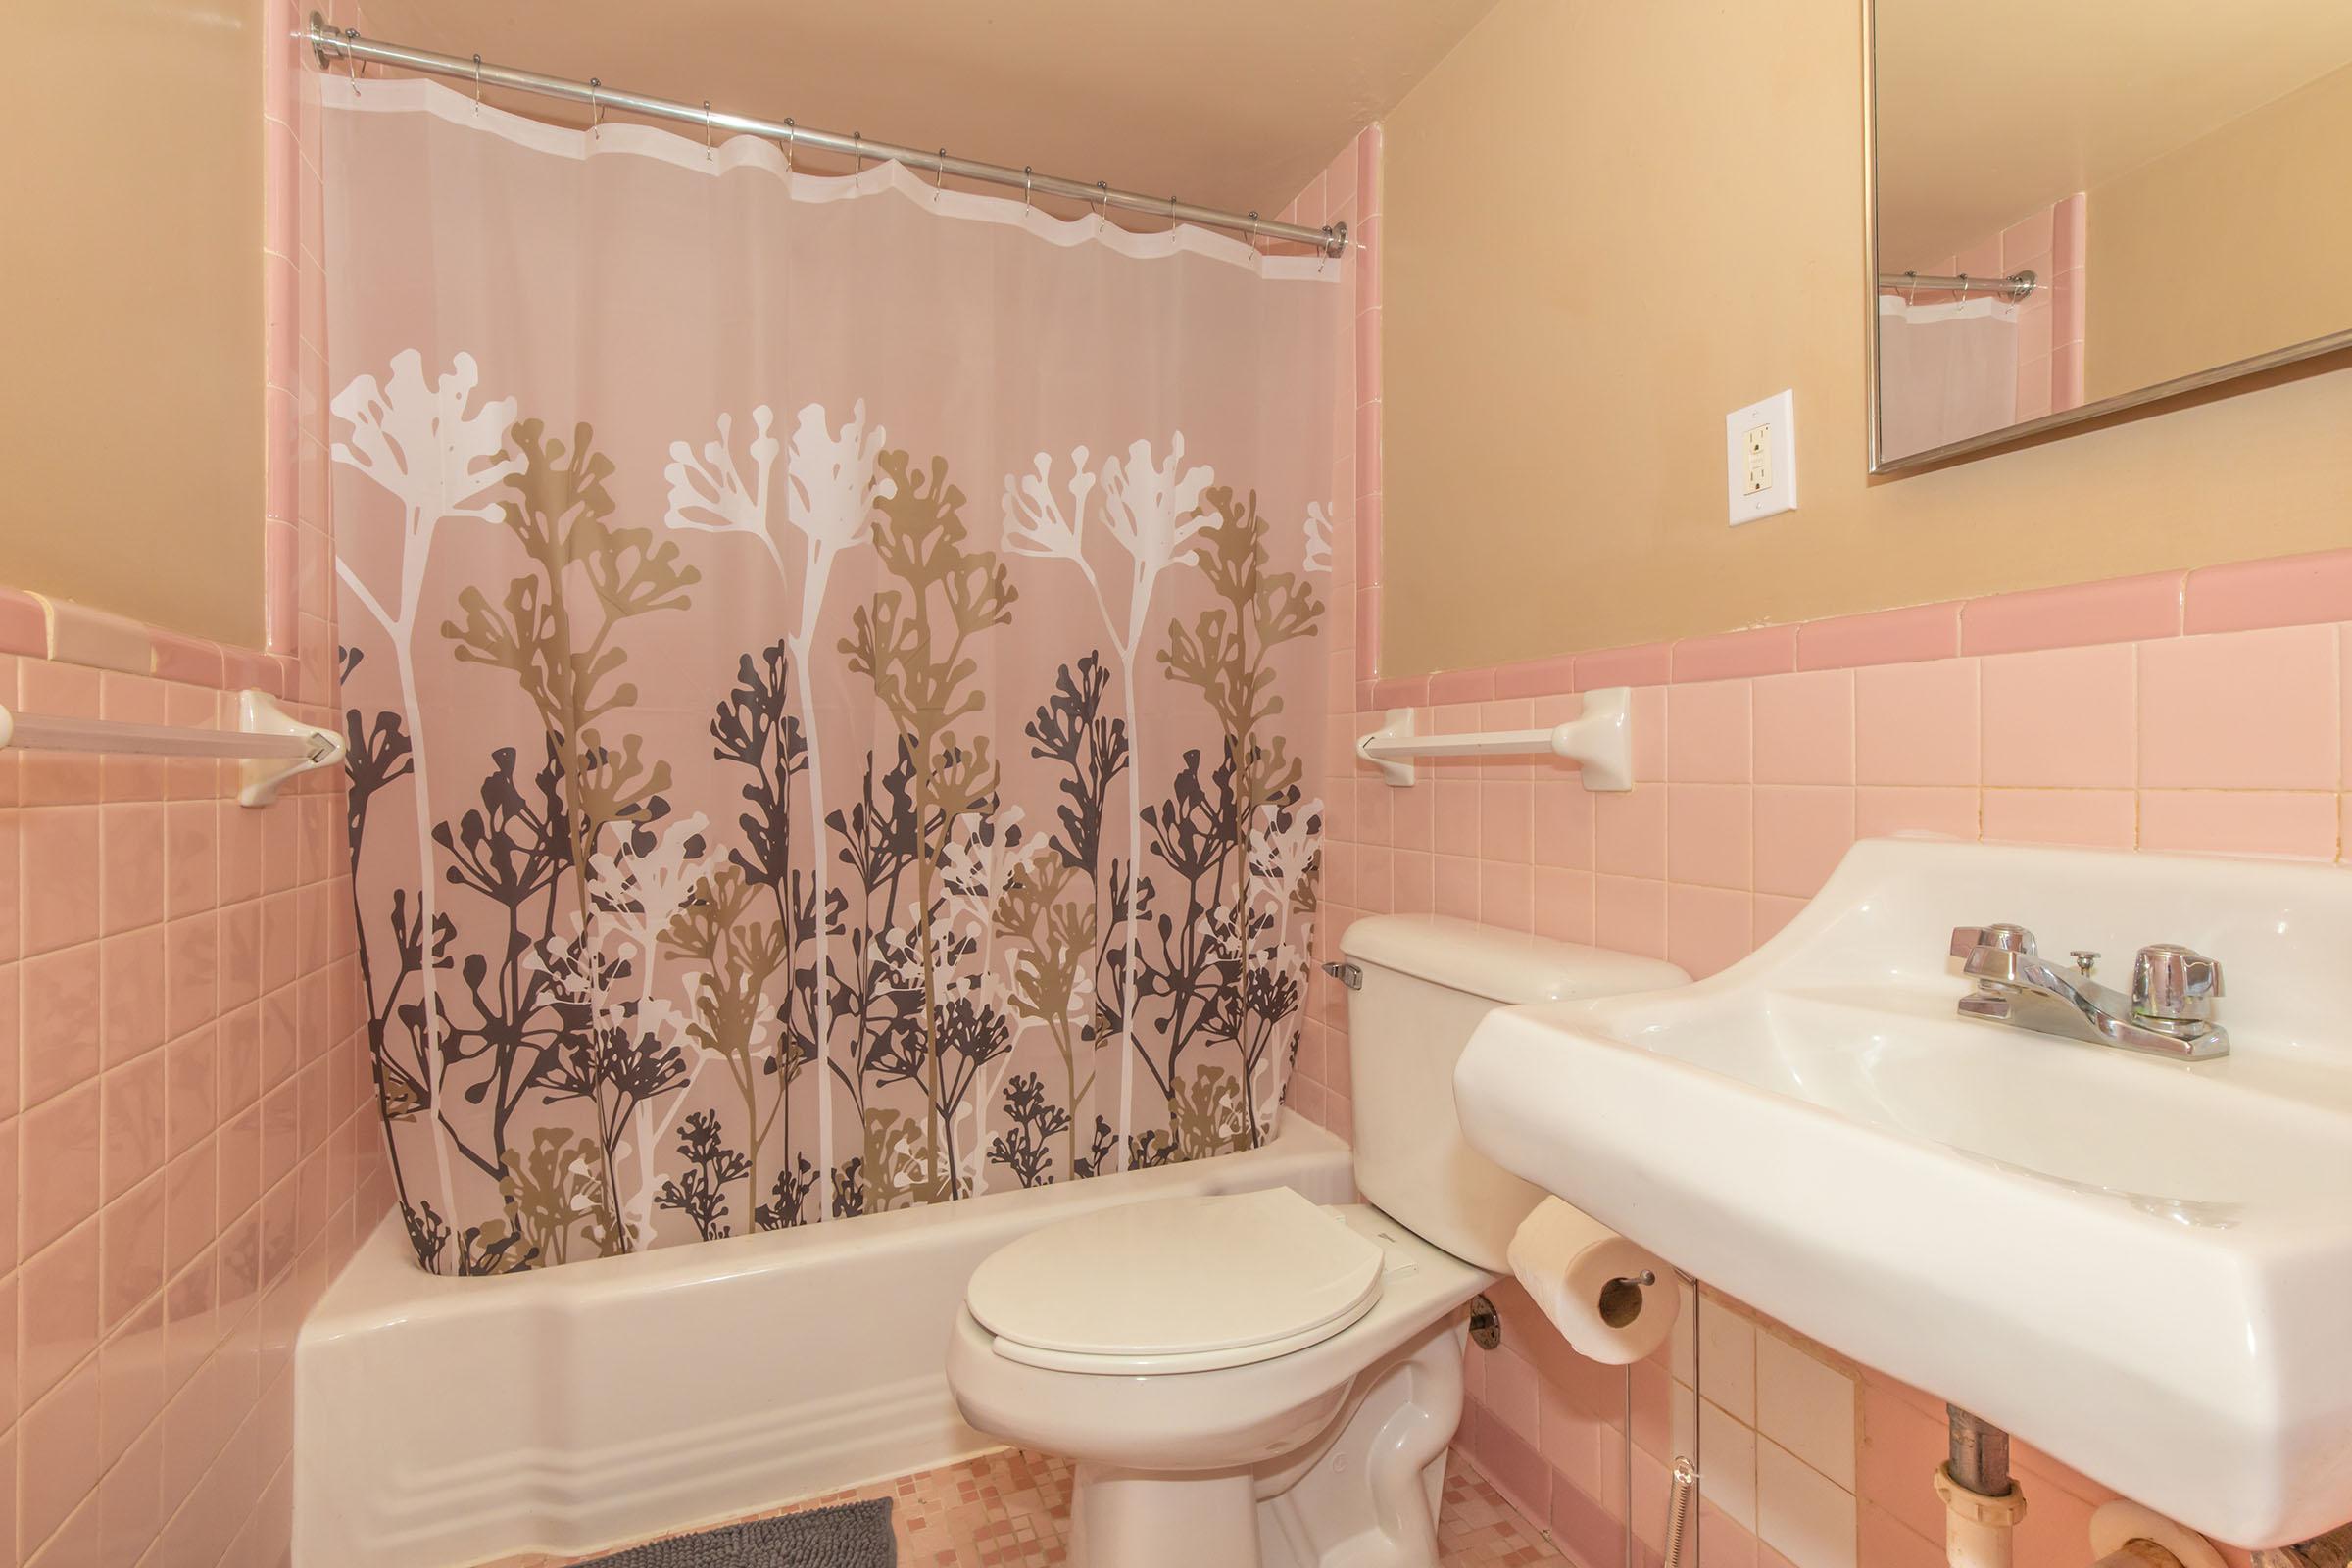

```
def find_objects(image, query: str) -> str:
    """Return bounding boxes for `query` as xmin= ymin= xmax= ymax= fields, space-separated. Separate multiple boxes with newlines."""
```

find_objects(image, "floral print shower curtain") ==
xmin=326 ymin=82 xmax=1342 ymax=1274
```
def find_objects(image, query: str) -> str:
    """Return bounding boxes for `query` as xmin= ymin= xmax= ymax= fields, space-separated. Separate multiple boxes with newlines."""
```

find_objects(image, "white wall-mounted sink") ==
xmin=1454 ymin=838 xmax=2352 ymax=1548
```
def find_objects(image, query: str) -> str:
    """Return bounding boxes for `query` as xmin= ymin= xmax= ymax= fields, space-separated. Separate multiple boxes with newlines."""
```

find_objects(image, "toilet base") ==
xmin=1072 ymin=1464 xmax=1262 ymax=1566
xmin=1061 ymin=1316 xmax=1467 ymax=1568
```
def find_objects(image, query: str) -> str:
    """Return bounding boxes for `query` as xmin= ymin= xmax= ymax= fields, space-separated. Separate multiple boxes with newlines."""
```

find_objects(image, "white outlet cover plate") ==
xmin=1726 ymin=389 xmax=1797 ymax=526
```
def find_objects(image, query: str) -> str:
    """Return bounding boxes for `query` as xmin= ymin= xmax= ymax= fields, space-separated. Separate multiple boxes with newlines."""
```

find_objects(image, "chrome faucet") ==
xmin=1948 ymin=924 xmax=2230 ymax=1061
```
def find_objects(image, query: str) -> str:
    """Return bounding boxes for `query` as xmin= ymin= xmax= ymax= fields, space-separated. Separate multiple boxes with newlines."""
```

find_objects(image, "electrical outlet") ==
xmin=1726 ymin=390 xmax=1797 ymax=525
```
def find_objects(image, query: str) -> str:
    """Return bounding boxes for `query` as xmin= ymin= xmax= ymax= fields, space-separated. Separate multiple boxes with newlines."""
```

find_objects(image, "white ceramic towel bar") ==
xmin=1355 ymin=686 xmax=1633 ymax=790
xmin=0 ymin=689 xmax=345 ymax=807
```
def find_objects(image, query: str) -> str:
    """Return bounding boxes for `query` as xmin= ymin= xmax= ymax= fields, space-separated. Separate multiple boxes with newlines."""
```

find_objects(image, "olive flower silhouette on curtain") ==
xmin=325 ymin=81 xmax=1342 ymax=1273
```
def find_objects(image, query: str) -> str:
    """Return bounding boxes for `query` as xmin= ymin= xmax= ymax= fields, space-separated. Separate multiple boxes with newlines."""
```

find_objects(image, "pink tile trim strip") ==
xmin=0 ymin=588 xmax=45 ymax=657
xmin=1962 ymin=572 xmax=2183 ymax=655
xmin=265 ymin=519 xmax=303 ymax=654
xmin=1427 ymin=667 xmax=1497 ymax=704
xmin=1372 ymin=547 xmax=2352 ymax=698
xmin=149 ymin=633 xmax=227 ymax=688
xmin=2184 ymin=549 xmax=2352 ymax=636
xmin=0 ymin=590 xmax=309 ymax=693
xmin=1493 ymin=656 xmax=1579 ymax=700
xmin=1574 ymin=642 xmax=1673 ymax=691
xmin=1797 ymin=603 xmax=1960 ymax=670
xmin=40 ymin=596 xmax=154 ymax=675
xmin=1671 ymin=625 xmax=1798 ymax=683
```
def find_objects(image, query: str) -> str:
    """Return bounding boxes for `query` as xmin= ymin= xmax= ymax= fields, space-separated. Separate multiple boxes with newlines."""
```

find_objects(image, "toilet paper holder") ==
xmin=1597 ymin=1268 xmax=1658 ymax=1329
xmin=1466 ymin=1268 xmax=1659 ymax=1351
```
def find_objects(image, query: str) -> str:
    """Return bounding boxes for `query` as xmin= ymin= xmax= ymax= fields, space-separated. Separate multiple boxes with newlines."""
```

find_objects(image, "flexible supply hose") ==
xmin=1661 ymin=1456 xmax=1697 ymax=1568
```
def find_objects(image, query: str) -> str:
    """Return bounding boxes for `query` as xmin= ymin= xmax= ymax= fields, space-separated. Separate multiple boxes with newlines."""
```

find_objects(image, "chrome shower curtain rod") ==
xmin=1877 ymin=269 xmax=2037 ymax=302
xmin=304 ymin=16 xmax=1350 ymax=258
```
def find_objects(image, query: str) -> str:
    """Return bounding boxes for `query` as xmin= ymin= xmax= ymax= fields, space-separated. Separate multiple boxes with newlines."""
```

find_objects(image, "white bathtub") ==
xmin=293 ymin=1115 xmax=1355 ymax=1568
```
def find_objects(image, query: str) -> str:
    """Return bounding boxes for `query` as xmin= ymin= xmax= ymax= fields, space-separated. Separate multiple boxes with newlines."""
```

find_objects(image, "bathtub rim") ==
xmin=305 ymin=1112 xmax=1356 ymax=1334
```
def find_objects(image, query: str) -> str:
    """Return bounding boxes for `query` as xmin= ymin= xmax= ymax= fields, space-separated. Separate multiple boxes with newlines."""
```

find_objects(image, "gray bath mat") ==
xmin=578 ymin=1497 xmax=895 ymax=1567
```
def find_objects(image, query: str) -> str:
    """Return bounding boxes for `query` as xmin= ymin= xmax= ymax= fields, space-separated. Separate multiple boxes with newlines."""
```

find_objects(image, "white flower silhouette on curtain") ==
xmin=332 ymin=349 xmax=521 ymax=1203
xmin=579 ymin=811 xmax=721 ymax=1237
xmin=662 ymin=400 xmax=898 ymax=1191
xmin=662 ymin=408 xmax=780 ymax=560
xmin=1302 ymin=501 xmax=1335 ymax=575
xmin=1004 ymin=434 xmax=1217 ymax=1165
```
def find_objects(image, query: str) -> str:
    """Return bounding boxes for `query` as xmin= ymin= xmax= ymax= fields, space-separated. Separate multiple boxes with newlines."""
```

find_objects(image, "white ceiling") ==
xmin=1876 ymin=0 xmax=2352 ymax=268
xmin=357 ymin=0 xmax=1502 ymax=223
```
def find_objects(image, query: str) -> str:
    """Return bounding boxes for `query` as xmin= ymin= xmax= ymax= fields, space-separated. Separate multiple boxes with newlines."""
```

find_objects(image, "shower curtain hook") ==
xmin=1248 ymin=210 xmax=1263 ymax=256
xmin=1020 ymin=166 xmax=1033 ymax=212
xmin=852 ymin=131 xmax=864 ymax=174
xmin=703 ymin=99 xmax=714 ymax=160
xmin=588 ymin=77 xmax=603 ymax=138
xmin=782 ymin=118 xmax=796 ymax=175
xmin=1904 ymin=270 xmax=1922 ymax=307
xmin=1094 ymin=180 xmax=1109 ymax=232
xmin=471 ymin=53 xmax=483 ymax=113
xmin=342 ymin=27 xmax=362 ymax=95
xmin=934 ymin=148 xmax=948 ymax=203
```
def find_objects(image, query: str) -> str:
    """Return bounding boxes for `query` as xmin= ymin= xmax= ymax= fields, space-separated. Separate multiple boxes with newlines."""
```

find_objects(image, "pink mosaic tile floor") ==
xmin=491 ymin=1445 xmax=1566 ymax=1568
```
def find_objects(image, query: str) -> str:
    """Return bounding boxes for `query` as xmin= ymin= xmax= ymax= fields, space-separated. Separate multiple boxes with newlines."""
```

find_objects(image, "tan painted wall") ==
xmin=2085 ymin=59 xmax=2352 ymax=404
xmin=1378 ymin=0 xmax=2352 ymax=676
xmin=1 ymin=0 xmax=265 ymax=646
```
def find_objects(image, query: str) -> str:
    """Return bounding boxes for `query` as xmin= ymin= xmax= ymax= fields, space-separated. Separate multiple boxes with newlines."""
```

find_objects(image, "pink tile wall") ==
xmin=2048 ymin=193 xmax=2088 ymax=413
xmin=1324 ymin=609 xmax=2350 ymax=987
xmin=1989 ymin=193 xmax=2083 ymax=422
xmin=0 ymin=4 xmax=389 ymax=1564
xmin=1309 ymin=130 xmax=2318 ymax=1568
xmin=1277 ymin=122 xmax=1383 ymax=695
xmin=0 ymin=664 xmax=378 ymax=1568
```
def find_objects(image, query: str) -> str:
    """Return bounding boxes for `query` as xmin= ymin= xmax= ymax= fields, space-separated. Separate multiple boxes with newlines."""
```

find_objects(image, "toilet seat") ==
xmin=965 ymin=1188 xmax=1387 ymax=1376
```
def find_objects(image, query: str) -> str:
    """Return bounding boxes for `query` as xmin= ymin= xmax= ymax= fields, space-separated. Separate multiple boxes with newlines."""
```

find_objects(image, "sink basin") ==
xmin=1454 ymin=837 xmax=2352 ymax=1547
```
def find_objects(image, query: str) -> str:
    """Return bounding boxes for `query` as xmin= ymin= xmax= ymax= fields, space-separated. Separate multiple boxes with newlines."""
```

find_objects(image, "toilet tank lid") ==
xmin=1340 ymin=915 xmax=1689 ymax=1004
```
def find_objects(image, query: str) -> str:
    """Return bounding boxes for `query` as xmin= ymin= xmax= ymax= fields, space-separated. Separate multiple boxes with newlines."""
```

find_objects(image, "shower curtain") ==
xmin=1877 ymin=293 xmax=2020 ymax=458
xmin=325 ymin=81 xmax=1341 ymax=1274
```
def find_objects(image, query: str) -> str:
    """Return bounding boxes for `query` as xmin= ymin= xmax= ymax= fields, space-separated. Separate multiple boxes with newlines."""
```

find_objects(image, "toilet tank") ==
xmin=1337 ymin=915 xmax=1687 ymax=1271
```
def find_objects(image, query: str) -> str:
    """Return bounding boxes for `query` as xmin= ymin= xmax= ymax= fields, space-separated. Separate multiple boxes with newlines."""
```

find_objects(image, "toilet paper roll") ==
xmin=1504 ymin=1197 xmax=1679 ymax=1365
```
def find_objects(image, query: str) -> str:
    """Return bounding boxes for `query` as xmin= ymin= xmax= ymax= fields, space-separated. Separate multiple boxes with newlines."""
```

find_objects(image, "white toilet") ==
xmin=946 ymin=914 xmax=1687 ymax=1568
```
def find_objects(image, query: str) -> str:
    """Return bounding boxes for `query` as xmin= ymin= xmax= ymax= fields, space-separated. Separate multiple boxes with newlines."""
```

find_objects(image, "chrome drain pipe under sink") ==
xmin=1937 ymin=1406 xmax=2030 ymax=1568
xmin=1936 ymin=1405 xmax=2230 ymax=1568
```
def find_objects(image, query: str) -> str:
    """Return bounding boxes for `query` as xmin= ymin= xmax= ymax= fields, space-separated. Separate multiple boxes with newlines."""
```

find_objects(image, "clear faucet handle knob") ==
xmin=1949 ymin=923 xmax=2036 ymax=959
xmin=2132 ymin=944 xmax=2224 ymax=1023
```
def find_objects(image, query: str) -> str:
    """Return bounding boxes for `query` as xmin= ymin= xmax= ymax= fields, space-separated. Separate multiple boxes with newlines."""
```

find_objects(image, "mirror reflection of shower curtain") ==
xmin=325 ymin=80 xmax=1342 ymax=1274
xmin=1877 ymin=294 xmax=2020 ymax=457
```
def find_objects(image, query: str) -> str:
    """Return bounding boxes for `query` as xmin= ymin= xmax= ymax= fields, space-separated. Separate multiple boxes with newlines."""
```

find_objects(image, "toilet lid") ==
xmin=965 ymin=1188 xmax=1386 ymax=1375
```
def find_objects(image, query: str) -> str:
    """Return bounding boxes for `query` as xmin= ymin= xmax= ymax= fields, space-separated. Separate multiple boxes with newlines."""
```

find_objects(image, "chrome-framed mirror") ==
xmin=1865 ymin=0 xmax=2352 ymax=473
